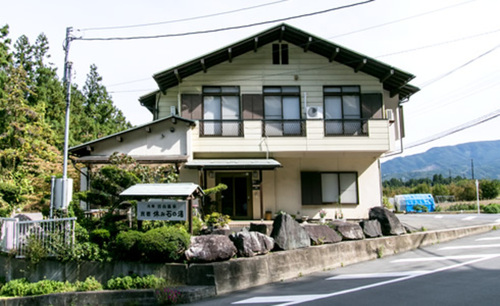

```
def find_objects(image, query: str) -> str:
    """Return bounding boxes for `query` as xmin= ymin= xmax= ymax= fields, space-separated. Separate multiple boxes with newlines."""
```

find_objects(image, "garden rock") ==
xmin=249 ymin=223 xmax=269 ymax=235
xmin=302 ymin=224 xmax=342 ymax=245
xmin=328 ymin=220 xmax=364 ymax=240
xmin=185 ymin=235 xmax=237 ymax=262
xmin=229 ymin=229 xmax=274 ymax=257
xmin=359 ymin=220 xmax=383 ymax=238
xmin=270 ymin=213 xmax=310 ymax=250
xmin=369 ymin=207 xmax=406 ymax=236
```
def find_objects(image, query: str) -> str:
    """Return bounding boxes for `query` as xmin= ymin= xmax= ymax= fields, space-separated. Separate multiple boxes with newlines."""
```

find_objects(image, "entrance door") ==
xmin=217 ymin=173 xmax=252 ymax=219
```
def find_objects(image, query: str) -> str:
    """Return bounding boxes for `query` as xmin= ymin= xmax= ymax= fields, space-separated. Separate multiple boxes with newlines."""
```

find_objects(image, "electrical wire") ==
xmin=328 ymin=0 xmax=477 ymax=39
xmin=418 ymin=43 xmax=500 ymax=88
xmin=78 ymin=0 xmax=288 ymax=31
xmin=76 ymin=0 xmax=375 ymax=41
xmin=404 ymin=109 xmax=500 ymax=150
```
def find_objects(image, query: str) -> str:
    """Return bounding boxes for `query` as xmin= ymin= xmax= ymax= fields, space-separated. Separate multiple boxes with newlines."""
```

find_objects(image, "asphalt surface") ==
xmin=190 ymin=213 xmax=500 ymax=306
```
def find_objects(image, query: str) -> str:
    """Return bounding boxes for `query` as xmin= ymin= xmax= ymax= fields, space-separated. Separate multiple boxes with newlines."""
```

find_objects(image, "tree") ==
xmin=480 ymin=180 xmax=499 ymax=200
xmin=76 ymin=64 xmax=131 ymax=144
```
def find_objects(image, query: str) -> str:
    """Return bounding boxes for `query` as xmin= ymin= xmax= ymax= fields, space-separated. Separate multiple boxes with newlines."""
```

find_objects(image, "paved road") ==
xmin=190 ymin=214 xmax=500 ymax=306
xmin=398 ymin=213 xmax=500 ymax=231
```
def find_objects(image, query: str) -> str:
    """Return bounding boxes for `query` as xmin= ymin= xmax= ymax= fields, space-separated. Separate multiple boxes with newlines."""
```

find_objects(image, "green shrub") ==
xmin=114 ymin=230 xmax=144 ymax=261
xmin=483 ymin=203 xmax=500 ymax=214
xmin=75 ymin=276 xmax=103 ymax=292
xmin=106 ymin=275 xmax=167 ymax=290
xmin=25 ymin=236 xmax=48 ymax=265
xmin=446 ymin=203 xmax=478 ymax=211
xmin=0 ymin=278 xmax=29 ymax=297
xmin=139 ymin=226 xmax=191 ymax=262
xmin=27 ymin=280 xmax=74 ymax=296
xmin=90 ymin=229 xmax=111 ymax=247
xmin=204 ymin=212 xmax=231 ymax=228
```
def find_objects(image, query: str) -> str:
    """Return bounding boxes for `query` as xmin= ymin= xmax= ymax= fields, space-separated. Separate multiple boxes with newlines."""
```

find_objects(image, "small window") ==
xmin=272 ymin=43 xmax=289 ymax=65
xmin=301 ymin=172 xmax=359 ymax=205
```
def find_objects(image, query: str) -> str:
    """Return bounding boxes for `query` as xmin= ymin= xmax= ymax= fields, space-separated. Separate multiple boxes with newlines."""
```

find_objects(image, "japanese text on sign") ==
xmin=137 ymin=200 xmax=187 ymax=221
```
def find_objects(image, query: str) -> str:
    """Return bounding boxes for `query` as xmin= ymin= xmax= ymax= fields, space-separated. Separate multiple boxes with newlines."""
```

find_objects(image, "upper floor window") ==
xmin=272 ymin=44 xmax=289 ymax=65
xmin=324 ymin=86 xmax=365 ymax=136
xmin=202 ymin=86 xmax=241 ymax=136
xmin=263 ymin=86 xmax=303 ymax=136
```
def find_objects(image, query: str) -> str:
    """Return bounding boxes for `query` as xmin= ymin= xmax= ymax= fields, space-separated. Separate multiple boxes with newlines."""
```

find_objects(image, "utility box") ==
xmin=52 ymin=178 xmax=73 ymax=210
xmin=394 ymin=194 xmax=435 ymax=213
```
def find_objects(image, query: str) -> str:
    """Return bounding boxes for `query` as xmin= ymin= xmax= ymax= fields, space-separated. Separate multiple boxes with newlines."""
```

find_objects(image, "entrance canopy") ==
xmin=120 ymin=183 xmax=204 ymax=198
xmin=184 ymin=159 xmax=281 ymax=170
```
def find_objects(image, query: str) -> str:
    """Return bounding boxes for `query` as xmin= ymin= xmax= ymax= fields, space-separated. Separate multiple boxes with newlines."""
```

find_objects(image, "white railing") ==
xmin=0 ymin=217 xmax=76 ymax=258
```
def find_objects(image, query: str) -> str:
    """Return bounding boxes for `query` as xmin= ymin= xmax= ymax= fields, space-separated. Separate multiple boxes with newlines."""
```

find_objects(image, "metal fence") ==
xmin=0 ymin=217 xmax=76 ymax=258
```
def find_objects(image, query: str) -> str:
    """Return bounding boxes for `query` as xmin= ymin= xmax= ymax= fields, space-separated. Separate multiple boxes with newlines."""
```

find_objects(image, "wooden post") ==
xmin=188 ymin=198 xmax=193 ymax=234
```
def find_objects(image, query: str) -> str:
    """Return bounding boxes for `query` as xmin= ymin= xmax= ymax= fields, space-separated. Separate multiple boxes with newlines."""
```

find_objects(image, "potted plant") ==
xmin=319 ymin=209 xmax=326 ymax=224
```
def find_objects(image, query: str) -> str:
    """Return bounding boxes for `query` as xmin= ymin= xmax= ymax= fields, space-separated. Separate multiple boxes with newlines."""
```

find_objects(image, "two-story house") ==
xmin=70 ymin=24 xmax=419 ymax=221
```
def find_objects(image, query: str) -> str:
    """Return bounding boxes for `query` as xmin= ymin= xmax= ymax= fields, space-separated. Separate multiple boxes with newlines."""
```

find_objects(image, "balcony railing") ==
xmin=199 ymin=120 xmax=243 ymax=137
xmin=262 ymin=119 xmax=306 ymax=137
xmin=324 ymin=119 xmax=368 ymax=136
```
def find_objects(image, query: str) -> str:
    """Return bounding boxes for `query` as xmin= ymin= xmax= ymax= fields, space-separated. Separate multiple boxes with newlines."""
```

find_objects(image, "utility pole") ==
xmin=471 ymin=159 xmax=475 ymax=180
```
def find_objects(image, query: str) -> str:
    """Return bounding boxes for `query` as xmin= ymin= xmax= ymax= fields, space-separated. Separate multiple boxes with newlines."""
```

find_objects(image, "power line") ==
xmin=328 ymin=0 xmax=477 ymax=39
xmin=375 ymin=27 xmax=500 ymax=58
xmin=418 ymin=43 xmax=500 ymax=88
xmin=76 ymin=0 xmax=375 ymax=41
xmin=404 ymin=109 xmax=500 ymax=150
xmin=78 ymin=0 xmax=288 ymax=31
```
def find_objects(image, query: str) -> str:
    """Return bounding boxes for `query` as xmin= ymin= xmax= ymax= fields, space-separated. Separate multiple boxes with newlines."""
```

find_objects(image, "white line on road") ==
xmin=495 ymin=218 xmax=500 ymax=223
xmin=462 ymin=216 xmax=477 ymax=221
xmin=326 ymin=271 xmax=429 ymax=280
xmin=434 ymin=215 xmax=444 ymax=219
xmin=391 ymin=255 xmax=489 ymax=263
xmin=234 ymin=254 xmax=500 ymax=305
xmin=477 ymin=237 xmax=500 ymax=241
xmin=439 ymin=244 xmax=500 ymax=250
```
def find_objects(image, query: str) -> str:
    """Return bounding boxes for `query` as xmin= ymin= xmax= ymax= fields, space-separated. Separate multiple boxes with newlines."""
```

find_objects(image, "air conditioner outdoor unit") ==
xmin=306 ymin=106 xmax=323 ymax=119
xmin=386 ymin=109 xmax=395 ymax=122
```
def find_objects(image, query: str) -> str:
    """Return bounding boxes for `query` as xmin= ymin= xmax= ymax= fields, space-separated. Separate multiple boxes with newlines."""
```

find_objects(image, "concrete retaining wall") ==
xmin=1 ymin=224 xmax=496 ymax=297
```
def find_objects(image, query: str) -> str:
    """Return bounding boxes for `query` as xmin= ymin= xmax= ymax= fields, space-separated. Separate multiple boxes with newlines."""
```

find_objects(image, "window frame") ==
xmin=263 ymin=86 xmax=303 ymax=136
xmin=301 ymin=171 xmax=359 ymax=205
xmin=323 ymin=86 xmax=362 ymax=119
xmin=201 ymin=86 xmax=242 ymax=137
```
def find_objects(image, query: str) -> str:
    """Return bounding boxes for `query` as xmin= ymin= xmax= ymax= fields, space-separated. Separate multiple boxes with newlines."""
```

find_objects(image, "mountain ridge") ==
xmin=381 ymin=139 xmax=500 ymax=180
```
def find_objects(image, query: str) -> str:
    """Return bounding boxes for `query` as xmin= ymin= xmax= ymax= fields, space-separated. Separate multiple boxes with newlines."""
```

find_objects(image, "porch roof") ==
xmin=184 ymin=159 xmax=281 ymax=170
xmin=120 ymin=183 xmax=205 ymax=198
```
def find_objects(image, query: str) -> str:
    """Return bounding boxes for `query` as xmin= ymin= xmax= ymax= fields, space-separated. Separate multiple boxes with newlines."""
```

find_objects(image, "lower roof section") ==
xmin=120 ymin=183 xmax=205 ymax=198
xmin=75 ymin=155 xmax=189 ymax=164
xmin=184 ymin=159 xmax=282 ymax=170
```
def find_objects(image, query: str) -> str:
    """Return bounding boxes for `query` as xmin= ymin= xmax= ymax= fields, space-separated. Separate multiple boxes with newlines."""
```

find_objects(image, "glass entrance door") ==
xmin=217 ymin=173 xmax=252 ymax=219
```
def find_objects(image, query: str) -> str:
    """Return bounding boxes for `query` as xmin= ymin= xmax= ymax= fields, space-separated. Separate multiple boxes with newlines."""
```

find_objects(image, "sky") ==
xmin=2 ymin=0 xmax=499 ymax=158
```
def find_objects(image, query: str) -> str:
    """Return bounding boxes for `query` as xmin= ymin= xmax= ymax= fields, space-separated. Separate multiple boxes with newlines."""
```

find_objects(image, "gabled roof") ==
xmin=69 ymin=115 xmax=196 ymax=157
xmin=149 ymin=23 xmax=419 ymax=101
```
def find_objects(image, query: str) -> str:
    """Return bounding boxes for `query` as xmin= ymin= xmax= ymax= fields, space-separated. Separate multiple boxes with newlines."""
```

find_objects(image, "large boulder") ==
xmin=185 ymin=235 xmax=237 ymax=262
xmin=229 ymin=229 xmax=274 ymax=257
xmin=369 ymin=207 xmax=405 ymax=236
xmin=359 ymin=220 xmax=383 ymax=238
xmin=328 ymin=220 xmax=364 ymax=240
xmin=302 ymin=224 xmax=342 ymax=245
xmin=270 ymin=213 xmax=311 ymax=250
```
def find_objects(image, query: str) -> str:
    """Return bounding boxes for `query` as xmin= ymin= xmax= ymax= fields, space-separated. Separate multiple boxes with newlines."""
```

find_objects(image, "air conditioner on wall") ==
xmin=306 ymin=106 xmax=323 ymax=119
xmin=386 ymin=109 xmax=395 ymax=123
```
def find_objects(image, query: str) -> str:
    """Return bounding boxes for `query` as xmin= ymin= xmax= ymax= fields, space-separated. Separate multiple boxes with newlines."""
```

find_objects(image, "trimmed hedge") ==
xmin=138 ymin=226 xmax=191 ymax=262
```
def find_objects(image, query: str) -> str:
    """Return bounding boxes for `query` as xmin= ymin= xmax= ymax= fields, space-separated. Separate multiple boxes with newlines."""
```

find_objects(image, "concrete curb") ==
xmin=190 ymin=223 xmax=499 ymax=294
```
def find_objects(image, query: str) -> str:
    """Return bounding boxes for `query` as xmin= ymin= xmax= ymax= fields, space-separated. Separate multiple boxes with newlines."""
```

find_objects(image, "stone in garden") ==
xmin=302 ymin=224 xmax=342 ymax=245
xmin=369 ymin=207 xmax=405 ymax=236
xmin=229 ymin=229 xmax=274 ymax=257
xmin=270 ymin=213 xmax=311 ymax=250
xmin=328 ymin=220 xmax=364 ymax=240
xmin=249 ymin=223 xmax=269 ymax=235
xmin=185 ymin=235 xmax=237 ymax=262
xmin=359 ymin=220 xmax=383 ymax=238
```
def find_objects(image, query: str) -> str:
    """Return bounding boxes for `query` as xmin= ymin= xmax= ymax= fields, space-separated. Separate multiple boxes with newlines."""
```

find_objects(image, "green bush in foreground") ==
xmin=114 ymin=230 xmax=144 ymax=261
xmin=483 ymin=203 xmax=500 ymax=214
xmin=0 ymin=275 xmax=169 ymax=297
xmin=139 ymin=226 xmax=191 ymax=262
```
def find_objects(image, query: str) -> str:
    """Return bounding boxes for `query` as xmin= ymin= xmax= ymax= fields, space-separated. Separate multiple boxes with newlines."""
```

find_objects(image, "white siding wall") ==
xmin=157 ymin=43 xmax=383 ymax=119
xmin=261 ymin=154 xmax=381 ymax=220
